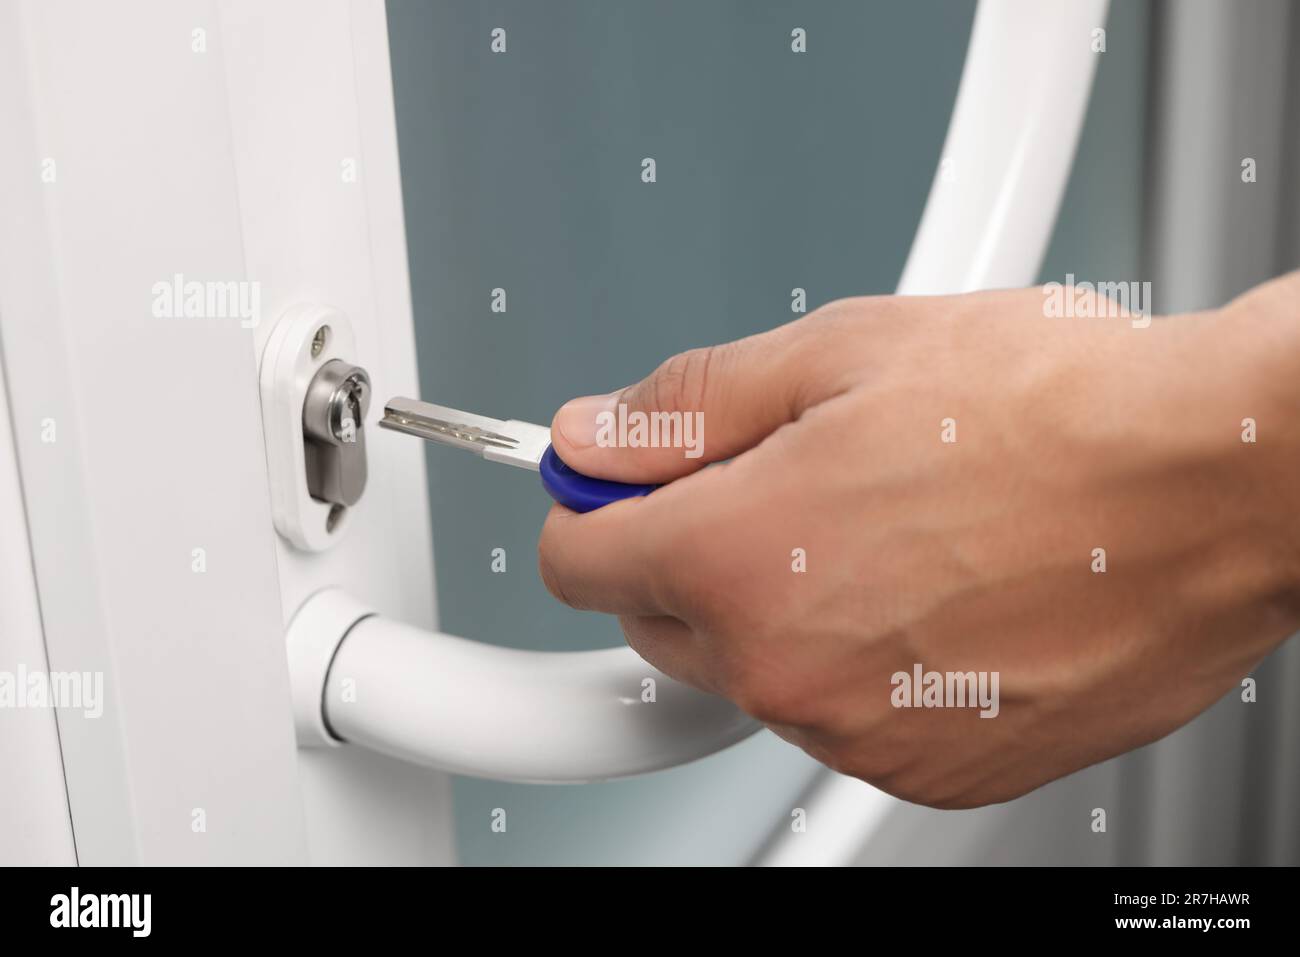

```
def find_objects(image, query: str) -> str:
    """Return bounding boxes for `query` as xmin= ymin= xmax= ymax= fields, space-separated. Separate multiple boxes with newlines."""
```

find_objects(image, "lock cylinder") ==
xmin=260 ymin=303 xmax=372 ymax=551
xmin=302 ymin=359 xmax=371 ymax=510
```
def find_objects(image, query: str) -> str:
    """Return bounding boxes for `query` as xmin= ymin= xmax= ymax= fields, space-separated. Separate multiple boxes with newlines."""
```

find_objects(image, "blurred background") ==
xmin=385 ymin=0 xmax=1298 ymax=865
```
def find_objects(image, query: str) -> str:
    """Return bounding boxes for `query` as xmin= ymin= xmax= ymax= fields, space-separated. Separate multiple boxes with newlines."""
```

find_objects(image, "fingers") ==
xmin=617 ymin=614 xmax=721 ymax=695
xmin=538 ymin=494 xmax=725 ymax=693
xmin=537 ymin=498 xmax=673 ymax=616
xmin=549 ymin=318 xmax=844 ymax=483
xmin=537 ymin=452 xmax=737 ymax=618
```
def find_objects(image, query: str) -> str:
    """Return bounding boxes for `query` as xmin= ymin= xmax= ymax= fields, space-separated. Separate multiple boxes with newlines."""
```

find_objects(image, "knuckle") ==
xmin=819 ymin=750 xmax=872 ymax=783
xmin=873 ymin=771 xmax=981 ymax=810
xmin=642 ymin=344 xmax=723 ymax=414
xmin=537 ymin=525 xmax=583 ymax=610
xmin=536 ymin=548 xmax=571 ymax=607
xmin=817 ymin=746 xmax=913 ymax=796
xmin=822 ymin=742 xmax=993 ymax=810
xmin=720 ymin=651 xmax=817 ymax=727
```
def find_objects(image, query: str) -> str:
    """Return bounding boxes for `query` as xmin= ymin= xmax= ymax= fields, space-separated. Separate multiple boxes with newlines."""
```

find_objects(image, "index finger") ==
xmin=537 ymin=494 xmax=673 ymax=617
xmin=537 ymin=453 xmax=739 ymax=617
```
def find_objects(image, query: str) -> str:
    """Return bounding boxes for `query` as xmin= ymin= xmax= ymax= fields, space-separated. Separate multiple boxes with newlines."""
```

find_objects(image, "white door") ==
xmin=0 ymin=0 xmax=454 ymax=865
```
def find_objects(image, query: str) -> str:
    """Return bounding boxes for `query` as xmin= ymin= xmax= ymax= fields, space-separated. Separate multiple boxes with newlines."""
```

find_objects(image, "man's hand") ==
xmin=538 ymin=274 xmax=1300 ymax=808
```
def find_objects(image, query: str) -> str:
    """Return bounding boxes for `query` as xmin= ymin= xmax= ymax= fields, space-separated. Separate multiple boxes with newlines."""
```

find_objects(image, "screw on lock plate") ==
xmin=303 ymin=359 xmax=371 ymax=510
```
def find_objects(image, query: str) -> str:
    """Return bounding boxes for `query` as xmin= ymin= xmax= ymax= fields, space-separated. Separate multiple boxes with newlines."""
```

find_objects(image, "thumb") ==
xmin=550 ymin=321 xmax=835 ymax=483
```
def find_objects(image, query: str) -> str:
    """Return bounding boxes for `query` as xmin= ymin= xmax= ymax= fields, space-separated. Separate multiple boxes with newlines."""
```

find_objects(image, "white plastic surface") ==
xmin=0 ymin=342 xmax=77 ymax=865
xmin=285 ymin=588 xmax=374 ymax=748
xmin=0 ymin=0 xmax=312 ymax=864
xmin=291 ymin=590 xmax=760 ymax=783
xmin=898 ymin=0 xmax=1109 ymax=295
xmin=223 ymin=0 xmax=456 ymax=864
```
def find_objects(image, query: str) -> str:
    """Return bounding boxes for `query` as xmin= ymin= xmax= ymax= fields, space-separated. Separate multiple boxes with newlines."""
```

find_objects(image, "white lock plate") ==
xmin=260 ymin=303 xmax=362 ymax=551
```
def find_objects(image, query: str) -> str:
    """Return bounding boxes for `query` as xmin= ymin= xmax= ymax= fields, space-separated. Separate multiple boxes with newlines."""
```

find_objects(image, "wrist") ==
xmin=1215 ymin=273 xmax=1300 ymax=604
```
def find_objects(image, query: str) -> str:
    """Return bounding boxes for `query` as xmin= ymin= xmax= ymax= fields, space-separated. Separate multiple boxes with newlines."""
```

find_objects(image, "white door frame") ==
xmin=0 ymin=0 xmax=454 ymax=865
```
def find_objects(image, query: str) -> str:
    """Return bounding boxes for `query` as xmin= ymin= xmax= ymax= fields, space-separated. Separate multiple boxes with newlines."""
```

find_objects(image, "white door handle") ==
xmin=286 ymin=589 xmax=759 ymax=782
xmin=899 ymin=0 xmax=1109 ymax=295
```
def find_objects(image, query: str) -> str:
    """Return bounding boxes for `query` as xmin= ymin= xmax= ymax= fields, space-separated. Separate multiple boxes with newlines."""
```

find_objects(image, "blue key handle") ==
xmin=539 ymin=444 xmax=660 ymax=513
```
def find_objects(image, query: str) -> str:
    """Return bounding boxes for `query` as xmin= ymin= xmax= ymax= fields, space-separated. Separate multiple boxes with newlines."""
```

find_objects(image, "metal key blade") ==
xmin=379 ymin=396 xmax=551 ymax=471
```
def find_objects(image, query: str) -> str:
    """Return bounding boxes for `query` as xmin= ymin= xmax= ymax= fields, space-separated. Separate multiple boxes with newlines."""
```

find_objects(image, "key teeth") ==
xmin=379 ymin=408 xmax=520 ymax=450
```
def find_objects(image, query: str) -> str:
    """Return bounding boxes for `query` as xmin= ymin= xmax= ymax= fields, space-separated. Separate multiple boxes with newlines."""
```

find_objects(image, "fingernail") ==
xmin=555 ymin=392 xmax=620 ymax=449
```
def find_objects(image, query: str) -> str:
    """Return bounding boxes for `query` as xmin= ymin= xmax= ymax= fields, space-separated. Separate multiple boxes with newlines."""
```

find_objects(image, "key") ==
xmin=379 ymin=397 xmax=659 ymax=513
